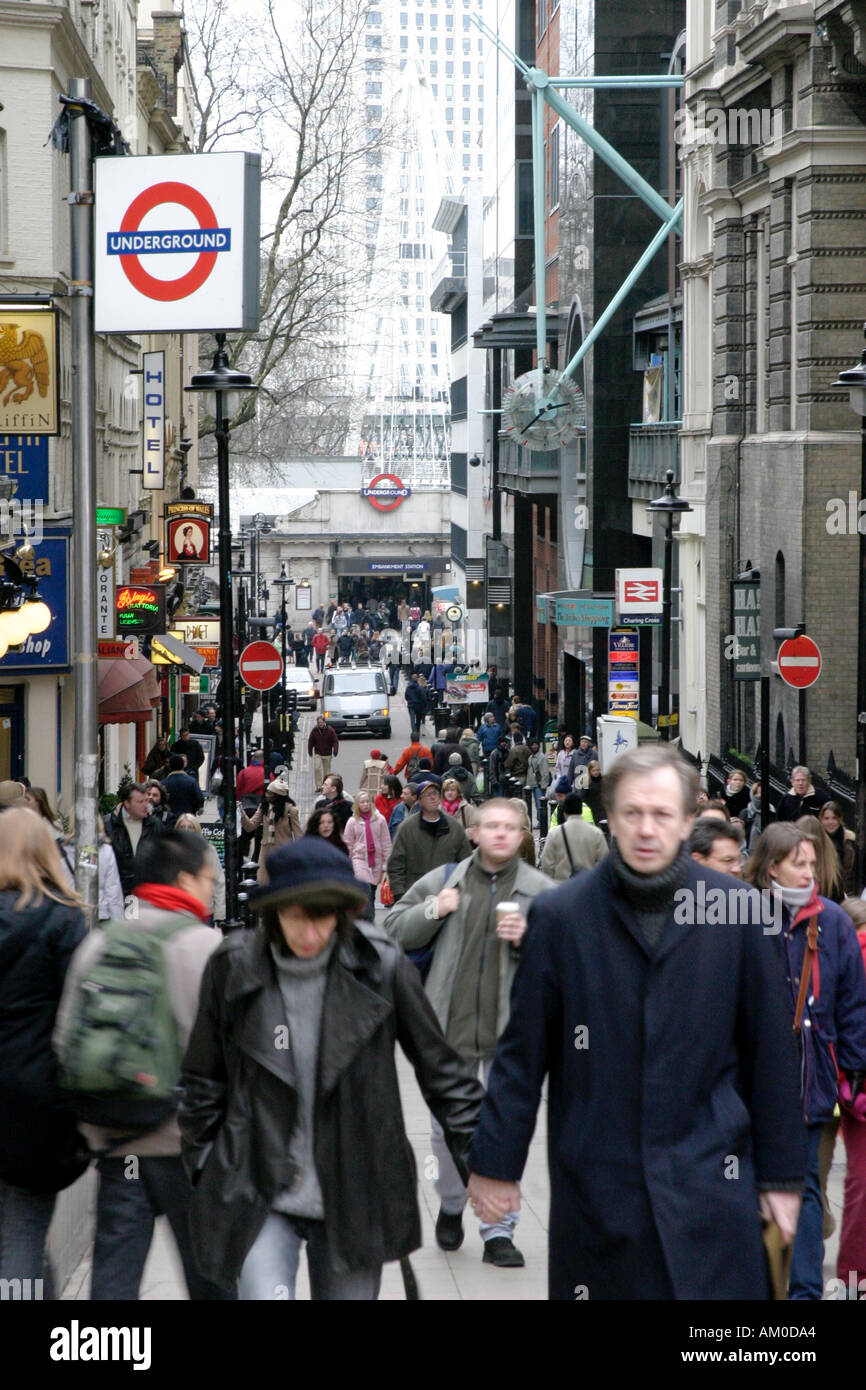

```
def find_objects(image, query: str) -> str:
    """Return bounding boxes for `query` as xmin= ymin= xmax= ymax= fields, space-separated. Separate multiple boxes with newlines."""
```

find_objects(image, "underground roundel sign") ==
xmin=362 ymin=473 xmax=412 ymax=512
xmin=94 ymin=152 xmax=261 ymax=335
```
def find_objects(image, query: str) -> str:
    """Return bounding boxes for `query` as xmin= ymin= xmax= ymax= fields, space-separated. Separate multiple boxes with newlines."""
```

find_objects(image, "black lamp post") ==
xmin=832 ymin=323 xmax=866 ymax=890
xmin=273 ymin=563 xmax=295 ymax=715
xmin=186 ymin=333 xmax=257 ymax=930
xmin=646 ymin=468 xmax=693 ymax=741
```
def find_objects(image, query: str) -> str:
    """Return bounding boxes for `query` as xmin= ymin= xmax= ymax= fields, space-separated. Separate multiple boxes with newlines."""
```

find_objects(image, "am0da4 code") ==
xmin=737 ymin=1327 xmax=816 ymax=1340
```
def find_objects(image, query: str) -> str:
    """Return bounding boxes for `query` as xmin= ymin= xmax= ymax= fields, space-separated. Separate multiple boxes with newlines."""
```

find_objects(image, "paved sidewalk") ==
xmin=61 ymin=1050 xmax=550 ymax=1301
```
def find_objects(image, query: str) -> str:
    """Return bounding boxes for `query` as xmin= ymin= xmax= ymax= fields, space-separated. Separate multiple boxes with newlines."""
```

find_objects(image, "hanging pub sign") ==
xmin=142 ymin=350 xmax=165 ymax=489
xmin=116 ymin=582 xmax=166 ymax=634
xmin=94 ymin=153 xmax=261 ymax=333
xmin=165 ymin=499 xmax=213 ymax=564
xmin=0 ymin=306 xmax=60 ymax=436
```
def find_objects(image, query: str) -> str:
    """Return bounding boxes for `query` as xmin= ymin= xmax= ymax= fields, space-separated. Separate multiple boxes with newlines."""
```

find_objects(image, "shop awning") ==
xmin=98 ymin=657 xmax=161 ymax=725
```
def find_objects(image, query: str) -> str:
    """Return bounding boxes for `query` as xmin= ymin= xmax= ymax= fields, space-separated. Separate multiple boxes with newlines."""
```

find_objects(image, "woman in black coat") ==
xmin=0 ymin=810 xmax=88 ymax=1292
xmin=178 ymin=839 xmax=483 ymax=1299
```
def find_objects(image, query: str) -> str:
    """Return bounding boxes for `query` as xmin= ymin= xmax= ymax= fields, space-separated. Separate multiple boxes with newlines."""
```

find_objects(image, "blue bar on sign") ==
xmin=107 ymin=229 xmax=232 ymax=254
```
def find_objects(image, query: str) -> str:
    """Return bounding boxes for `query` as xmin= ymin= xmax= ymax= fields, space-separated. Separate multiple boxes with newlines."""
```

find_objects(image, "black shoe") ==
xmin=482 ymin=1237 xmax=525 ymax=1268
xmin=435 ymin=1207 xmax=464 ymax=1252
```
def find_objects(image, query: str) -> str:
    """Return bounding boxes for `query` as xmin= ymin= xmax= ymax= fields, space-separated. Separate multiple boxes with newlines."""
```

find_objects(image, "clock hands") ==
xmin=521 ymin=399 xmax=565 ymax=435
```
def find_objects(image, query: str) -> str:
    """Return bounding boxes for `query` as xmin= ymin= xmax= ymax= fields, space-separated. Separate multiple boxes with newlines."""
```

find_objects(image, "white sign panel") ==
xmin=97 ymin=529 xmax=115 ymax=639
xmin=175 ymin=618 xmax=220 ymax=645
xmin=94 ymin=153 xmax=261 ymax=333
xmin=615 ymin=567 xmax=663 ymax=616
xmin=142 ymin=350 xmax=165 ymax=489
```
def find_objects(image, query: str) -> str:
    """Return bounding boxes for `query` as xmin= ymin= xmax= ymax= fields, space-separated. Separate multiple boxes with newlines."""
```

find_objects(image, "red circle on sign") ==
xmin=777 ymin=635 xmax=822 ymax=690
xmin=118 ymin=182 xmax=220 ymax=302
xmin=365 ymin=473 xmax=407 ymax=512
xmin=239 ymin=640 xmax=284 ymax=691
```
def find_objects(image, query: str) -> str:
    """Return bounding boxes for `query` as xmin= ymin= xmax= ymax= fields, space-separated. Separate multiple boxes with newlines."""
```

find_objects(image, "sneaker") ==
xmin=435 ymin=1207 xmax=464 ymax=1252
xmin=482 ymin=1237 xmax=525 ymax=1268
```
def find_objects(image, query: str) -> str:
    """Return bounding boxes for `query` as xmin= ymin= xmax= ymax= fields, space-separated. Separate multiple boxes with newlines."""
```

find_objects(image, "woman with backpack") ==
xmin=178 ymin=839 xmax=483 ymax=1300
xmin=0 ymin=809 xmax=89 ymax=1294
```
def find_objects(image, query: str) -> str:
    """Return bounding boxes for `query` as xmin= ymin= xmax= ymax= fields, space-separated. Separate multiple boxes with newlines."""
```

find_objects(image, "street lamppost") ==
xmin=186 ymin=333 xmax=257 ymax=930
xmin=831 ymin=324 xmax=866 ymax=888
xmin=646 ymin=468 xmax=692 ymax=741
xmin=273 ymin=563 xmax=294 ymax=715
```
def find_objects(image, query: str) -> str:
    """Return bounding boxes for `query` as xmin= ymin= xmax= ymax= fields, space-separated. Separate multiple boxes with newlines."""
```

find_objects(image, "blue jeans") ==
xmin=91 ymin=1156 xmax=234 ymax=1301
xmin=789 ymin=1122 xmax=824 ymax=1300
xmin=238 ymin=1212 xmax=381 ymax=1300
xmin=531 ymin=787 xmax=543 ymax=825
xmin=0 ymin=1180 xmax=55 ymax=1295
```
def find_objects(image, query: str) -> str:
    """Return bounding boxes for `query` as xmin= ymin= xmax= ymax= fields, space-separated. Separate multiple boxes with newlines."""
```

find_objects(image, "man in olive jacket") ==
xmin=386 ymin=779 xmax=472 ymax=900
xmin=385 ymin=799 xmax=553 ymax=1267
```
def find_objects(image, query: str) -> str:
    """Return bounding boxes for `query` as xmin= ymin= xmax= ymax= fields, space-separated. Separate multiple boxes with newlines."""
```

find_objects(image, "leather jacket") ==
xmin=179 ymin=920 xmax=484 ymax=1287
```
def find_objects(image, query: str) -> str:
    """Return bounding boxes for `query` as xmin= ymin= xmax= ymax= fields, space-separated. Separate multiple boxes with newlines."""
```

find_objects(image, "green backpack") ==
xmin=57 ymin=918 xmax=188 ymax=1135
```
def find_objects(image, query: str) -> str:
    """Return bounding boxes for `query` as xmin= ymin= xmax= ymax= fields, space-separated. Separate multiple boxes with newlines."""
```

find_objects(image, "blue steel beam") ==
xmin=550 ymin=76 xmax=683 ymax=88
xmin=471 ymin=12 xmax=681 ymax=413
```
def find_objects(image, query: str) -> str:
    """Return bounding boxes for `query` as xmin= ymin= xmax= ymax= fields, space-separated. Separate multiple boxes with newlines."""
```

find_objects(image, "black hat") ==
xmin=250 ymin=839 xmax=368 ymax=912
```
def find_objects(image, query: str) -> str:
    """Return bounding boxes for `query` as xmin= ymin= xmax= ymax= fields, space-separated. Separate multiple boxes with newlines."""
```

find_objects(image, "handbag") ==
xmin=380 ymin=874 xmax=394 ymax=908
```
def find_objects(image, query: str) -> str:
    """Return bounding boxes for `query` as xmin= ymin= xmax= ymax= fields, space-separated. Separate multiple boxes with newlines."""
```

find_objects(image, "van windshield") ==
xmin=326 ymin=672 xmax=387 ymax=694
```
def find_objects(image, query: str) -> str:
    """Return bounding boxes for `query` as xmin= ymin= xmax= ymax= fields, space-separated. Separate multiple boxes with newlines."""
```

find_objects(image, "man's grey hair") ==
xmin=603 ymin=744 xmax=700 ymax=817
xmin=791 ymin=765 xmax=811 ymax=781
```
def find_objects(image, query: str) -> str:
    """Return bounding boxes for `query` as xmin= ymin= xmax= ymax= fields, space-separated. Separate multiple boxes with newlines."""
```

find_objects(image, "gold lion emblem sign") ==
xmin=0 ymin=322 xmax=50 ymax=406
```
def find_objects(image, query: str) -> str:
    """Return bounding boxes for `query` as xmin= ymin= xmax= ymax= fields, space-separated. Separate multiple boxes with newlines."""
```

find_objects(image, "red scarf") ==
xmin=133 ymin=883 xmax=211 ymax=922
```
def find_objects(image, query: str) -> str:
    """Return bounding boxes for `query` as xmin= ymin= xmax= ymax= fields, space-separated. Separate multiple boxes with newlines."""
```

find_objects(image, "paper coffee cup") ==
xmin=496 ymin=901 xmax=519 ymax=924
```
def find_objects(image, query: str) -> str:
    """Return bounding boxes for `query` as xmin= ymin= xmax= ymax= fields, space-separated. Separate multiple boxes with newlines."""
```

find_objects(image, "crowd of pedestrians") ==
xmin=7 ymin=646 xmax=866 ymax=1308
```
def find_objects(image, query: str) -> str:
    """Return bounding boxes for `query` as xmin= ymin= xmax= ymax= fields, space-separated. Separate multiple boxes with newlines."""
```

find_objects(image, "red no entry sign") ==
xmin=778 ymin=635 xmax=822 ymax=689
xmin=239 ymin=640 xmax=283 ymax=691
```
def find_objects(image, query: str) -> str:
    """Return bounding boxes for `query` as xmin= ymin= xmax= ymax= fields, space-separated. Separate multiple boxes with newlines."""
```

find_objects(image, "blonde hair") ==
xmin=507 ymin=797 xmax=531 ymax=830
xmin=842 ymin=897 xmax=866 ymax=930
xmin=441 ymin=778 xmax=461 ymax=801
xmin=0 ymin=808 xmax=83 ymax=909
xmin=175 ymin=814 xmax=202 ymax=835
xmin=352 ymin=789 xmax=378 ymax=820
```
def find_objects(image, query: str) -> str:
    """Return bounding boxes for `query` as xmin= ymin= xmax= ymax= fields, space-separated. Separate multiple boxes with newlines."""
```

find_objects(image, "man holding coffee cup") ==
xmin=384 ymin=798 xmax=553 ymax=1267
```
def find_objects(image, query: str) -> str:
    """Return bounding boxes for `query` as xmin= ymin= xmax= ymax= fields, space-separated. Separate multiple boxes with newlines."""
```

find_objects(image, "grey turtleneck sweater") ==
xmin=269 ymin=935 xmax=336 ymax=1220
xmin=608 ymin=840 xmax=691 ymax=951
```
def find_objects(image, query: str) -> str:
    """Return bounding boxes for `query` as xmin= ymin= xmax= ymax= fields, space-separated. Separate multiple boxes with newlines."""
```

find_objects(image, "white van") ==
xmin=321 ymin=666 xmax=391 ymax=739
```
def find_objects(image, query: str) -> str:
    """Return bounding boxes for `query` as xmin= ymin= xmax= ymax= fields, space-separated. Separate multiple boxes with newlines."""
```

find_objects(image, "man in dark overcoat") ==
xmin=467 ymin=744 xmax=807 ymax=1300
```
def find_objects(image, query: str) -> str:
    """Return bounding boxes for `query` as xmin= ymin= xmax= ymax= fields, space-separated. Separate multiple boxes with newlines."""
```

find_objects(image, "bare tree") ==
xmin=184 ymin=0 xmax=395 ymax=474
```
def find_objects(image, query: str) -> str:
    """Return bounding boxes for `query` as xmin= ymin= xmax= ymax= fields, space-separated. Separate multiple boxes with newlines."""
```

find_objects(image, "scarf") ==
xmin=608 ymin=840 xmax=692 ymax=912
xmin=361 ymin=811 xmax=376 ymax=866
xmin=771 ymin=878 xmax=818 ymax=915
xmin=133 ymin=882 xmax=211 ymax=923
xmin=442 ymin=797 xmax=461 ymax=816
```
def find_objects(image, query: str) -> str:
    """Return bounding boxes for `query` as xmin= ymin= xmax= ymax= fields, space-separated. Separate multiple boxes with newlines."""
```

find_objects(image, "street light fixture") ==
xmin=273 ymin=562 xmax=295 ymax=722
xmin=186 ymin=333 xmax=257 ymax=930
xmin=831 ymin=323 xmax=866 ymax=887
xmin=646 ymin=468 xmax=692 ymax=741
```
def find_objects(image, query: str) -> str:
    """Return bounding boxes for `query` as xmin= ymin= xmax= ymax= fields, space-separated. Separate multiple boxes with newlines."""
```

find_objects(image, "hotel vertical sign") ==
xmin=142 ymin=351 xmax=165 ymax=490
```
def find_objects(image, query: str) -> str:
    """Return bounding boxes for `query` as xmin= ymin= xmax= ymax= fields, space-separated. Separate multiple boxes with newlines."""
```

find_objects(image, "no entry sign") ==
xmin=778 ymin=635 xmax=822 ymax=689
xmin=94 ymin=153 xmax=261 ymax=333
xmin=239 ymin=640 xmax=283 ymax=691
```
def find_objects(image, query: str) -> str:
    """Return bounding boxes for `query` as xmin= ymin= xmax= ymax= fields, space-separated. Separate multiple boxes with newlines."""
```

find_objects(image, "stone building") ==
xmin=680 ymin=0 xmax=866 ymax=768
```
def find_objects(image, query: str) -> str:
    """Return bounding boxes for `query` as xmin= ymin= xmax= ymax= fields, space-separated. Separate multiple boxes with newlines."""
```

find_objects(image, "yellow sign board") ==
xmin=0 ymin=307 xmax=59 ymax=435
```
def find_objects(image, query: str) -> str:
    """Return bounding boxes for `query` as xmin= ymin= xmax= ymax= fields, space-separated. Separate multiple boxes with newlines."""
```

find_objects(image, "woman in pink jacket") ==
xmin=343 ymin=790 xmax=391 ymax=916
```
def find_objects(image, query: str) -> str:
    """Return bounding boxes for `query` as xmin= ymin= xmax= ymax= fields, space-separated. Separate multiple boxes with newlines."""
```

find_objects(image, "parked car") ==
xmin=282 ymin=665 xmax=319 ymax=708
xmin=321 ymin=666 xmax=391 ymax=738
